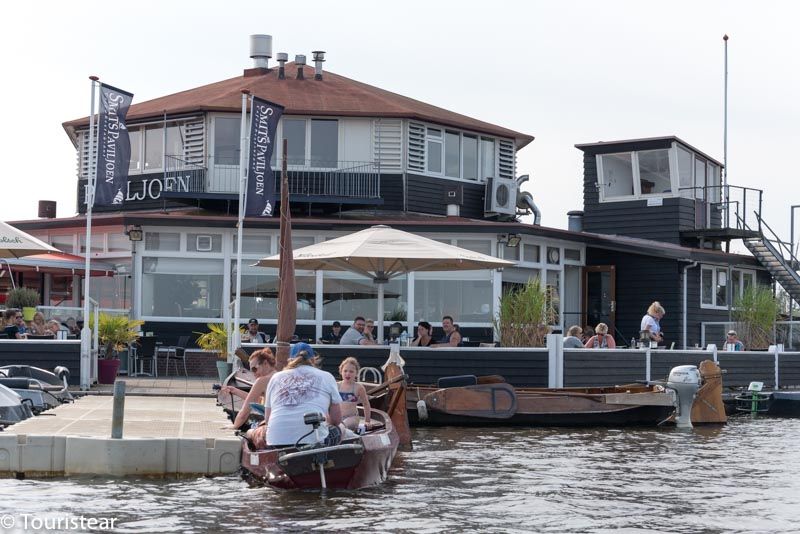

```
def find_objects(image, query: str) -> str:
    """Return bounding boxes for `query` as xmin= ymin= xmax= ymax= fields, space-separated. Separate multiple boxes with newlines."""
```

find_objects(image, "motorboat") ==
xmin=0 ymin=365 xmax=73 ymax=415
xmin=239 ymin=407 xmax=399 ymax=490
xmin=407 ymin=360 xmax=726 ymax=428
xmin=0 ymin=383 xmax=34 ymax=428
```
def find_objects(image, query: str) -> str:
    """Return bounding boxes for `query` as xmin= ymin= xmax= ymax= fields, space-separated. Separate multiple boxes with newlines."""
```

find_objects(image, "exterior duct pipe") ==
xmin=517 ymin=191 xmax=542 ymax=225
xmin=312 ymin=50 xmax=325 ymax=80
xmin=276 ymin=52 xmax=288 ymax=79
xmin=295 ymin=55 xmax=306 ymax=79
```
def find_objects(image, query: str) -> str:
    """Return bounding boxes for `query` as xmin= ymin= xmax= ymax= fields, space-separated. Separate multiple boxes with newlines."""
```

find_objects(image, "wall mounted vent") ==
xmin=195 ymin=235 xmax=213 ymax=252
xmin=484 ymin=177 xmax=518 ymax=217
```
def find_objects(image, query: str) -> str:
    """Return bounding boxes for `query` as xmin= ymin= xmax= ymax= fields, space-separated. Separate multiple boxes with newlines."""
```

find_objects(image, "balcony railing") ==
xmin=164 ymin=156 xmax=380 ymax=199
xmin=677 ymin=184 xmax=763 ymax=232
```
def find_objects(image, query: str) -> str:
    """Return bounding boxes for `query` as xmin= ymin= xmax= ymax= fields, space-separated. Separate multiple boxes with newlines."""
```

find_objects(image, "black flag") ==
xmin=94 ymin=83 xmax=134 ymax=207
xmin=245 ymin=96 xmax=284 ymax=217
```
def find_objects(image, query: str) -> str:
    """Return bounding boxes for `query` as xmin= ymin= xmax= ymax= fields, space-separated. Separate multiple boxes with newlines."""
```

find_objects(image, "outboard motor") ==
xmin=666 ymin=365 xmax=701 ymax=428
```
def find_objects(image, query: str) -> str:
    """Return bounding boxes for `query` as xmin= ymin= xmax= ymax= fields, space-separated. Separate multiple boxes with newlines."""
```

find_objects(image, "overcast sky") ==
xmin=2 ymin=1 xmax=798 ymax=251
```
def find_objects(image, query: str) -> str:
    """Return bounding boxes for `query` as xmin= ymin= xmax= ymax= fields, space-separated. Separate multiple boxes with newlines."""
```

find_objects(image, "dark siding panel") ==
xmin=0 ymin=341 xmax=82 ymax=385
xmin=587 ymin=249 xmax=681 ymax=345
xmin=779 ymin=353 xmax=800 ymax=385
xmin=406 ymin=174 xmax=485 ymax=219
xmin=564 ymin=351 xmax=646 ymax=386
xmin=380 ymin=173 xmax=404 ymax=211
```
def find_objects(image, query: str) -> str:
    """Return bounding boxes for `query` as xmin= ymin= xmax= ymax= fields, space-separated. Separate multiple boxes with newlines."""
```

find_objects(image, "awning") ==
xmin=0 ymin=252 xmax=116 ymax=276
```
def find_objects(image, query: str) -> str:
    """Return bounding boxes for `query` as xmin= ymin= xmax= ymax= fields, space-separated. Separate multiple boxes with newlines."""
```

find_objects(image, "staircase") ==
xmin=742 ymin=214 xmax=800 ymax=305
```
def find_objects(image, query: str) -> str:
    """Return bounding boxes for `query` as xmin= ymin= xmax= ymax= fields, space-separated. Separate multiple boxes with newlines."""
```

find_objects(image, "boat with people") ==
xmin=407 ymin=360 xmax=727 ymax=427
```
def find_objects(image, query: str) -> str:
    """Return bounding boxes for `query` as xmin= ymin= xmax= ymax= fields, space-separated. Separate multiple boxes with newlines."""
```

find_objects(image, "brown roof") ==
xmin=63 ymin=63 xmax=534 ymax=149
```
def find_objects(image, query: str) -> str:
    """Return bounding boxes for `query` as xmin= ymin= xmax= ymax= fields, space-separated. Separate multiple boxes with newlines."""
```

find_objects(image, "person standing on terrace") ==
xmin=641 ymin=302 xmax=665 ymax=343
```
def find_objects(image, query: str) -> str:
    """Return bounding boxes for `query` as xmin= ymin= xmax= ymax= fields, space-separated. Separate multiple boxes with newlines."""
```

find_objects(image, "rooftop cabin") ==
xmin=65 ymin=48 xmax=535 ymax=223
xmin=575 ymin=136 xmax=764 ymax=249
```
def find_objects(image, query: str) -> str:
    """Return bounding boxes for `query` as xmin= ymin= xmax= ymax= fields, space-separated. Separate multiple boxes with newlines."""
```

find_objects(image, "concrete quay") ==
xmin=0 ymin=394 xmax=240 ymax=477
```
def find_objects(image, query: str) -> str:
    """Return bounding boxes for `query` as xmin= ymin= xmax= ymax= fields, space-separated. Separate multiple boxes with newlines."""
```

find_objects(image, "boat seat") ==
xmin=437 ymin=374 xmax=477 ymax=388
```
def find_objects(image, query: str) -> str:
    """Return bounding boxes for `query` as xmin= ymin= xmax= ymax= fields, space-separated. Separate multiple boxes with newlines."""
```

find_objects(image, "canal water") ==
xmin=1 ymin=417 xmax=798 ymax=533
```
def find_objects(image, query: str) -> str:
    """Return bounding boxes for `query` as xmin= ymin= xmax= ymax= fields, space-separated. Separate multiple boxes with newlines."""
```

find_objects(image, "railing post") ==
xmin=546 ymin=334 xmax=562 ymax=388
xmin=645 ymin=347 xmax=651 ymax=383
xmin=774 ymin=344 xmax=780 ymax=390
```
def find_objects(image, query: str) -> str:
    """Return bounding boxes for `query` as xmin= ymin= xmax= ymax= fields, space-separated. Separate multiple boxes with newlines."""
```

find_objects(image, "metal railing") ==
xmin=677 ymin=184 xmax=763 ymax=232
xmin=164 ymin=155 xmax=381 ymax=199
xmin=702 ymin=320 xmax=799 ymax=351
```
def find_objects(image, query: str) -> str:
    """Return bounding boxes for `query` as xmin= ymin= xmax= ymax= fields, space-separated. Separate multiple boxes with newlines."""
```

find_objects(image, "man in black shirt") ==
xmin=319 ymin=321 xmax=343 ymax=344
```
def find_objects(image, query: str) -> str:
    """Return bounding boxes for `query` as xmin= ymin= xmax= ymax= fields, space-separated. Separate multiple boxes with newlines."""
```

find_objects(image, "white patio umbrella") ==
xmin=255 ymin=225 xmax=515 ymax=341
xmin=0 ymin=221 xmax=58 ymax=289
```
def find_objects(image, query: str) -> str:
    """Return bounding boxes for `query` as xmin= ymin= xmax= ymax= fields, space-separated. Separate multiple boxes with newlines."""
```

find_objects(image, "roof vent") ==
xmin=276 ymin=52 xmax=288 ymax=79
xmin=249 ymin=34 xmax=273 ymax=69
xmin=312 ymin=50 xmax=325 ymax=80
xmin=295 ymin=54 xmax=306 ymax=80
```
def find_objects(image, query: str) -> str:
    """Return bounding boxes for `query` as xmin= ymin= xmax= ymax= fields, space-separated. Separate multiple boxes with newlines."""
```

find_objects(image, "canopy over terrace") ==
xmin=256 ymin=225 xmax=514 ymax=341
xmin=0 ymin=252 xmax=116 ymax=277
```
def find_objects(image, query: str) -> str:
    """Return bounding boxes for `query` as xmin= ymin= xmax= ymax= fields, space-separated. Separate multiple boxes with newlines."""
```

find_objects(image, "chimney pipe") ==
xmin=295 ymin=54 xmax=306 ymax=79
xmin=276 ymin=52 xmax=288 ymax=79
xmin=249 ymin=34 xmax=273 ymax=69
xmin=312 ymin=50 xmax=325 ymax=80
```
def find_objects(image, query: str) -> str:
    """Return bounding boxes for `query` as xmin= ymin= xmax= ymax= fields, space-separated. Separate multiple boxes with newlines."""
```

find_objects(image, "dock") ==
xmin=0 ymin=393 xmax=241 ymax=477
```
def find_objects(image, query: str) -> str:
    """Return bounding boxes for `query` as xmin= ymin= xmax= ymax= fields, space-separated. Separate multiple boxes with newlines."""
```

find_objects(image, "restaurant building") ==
xmin=11 ymin=36 xmax=795 ymax=349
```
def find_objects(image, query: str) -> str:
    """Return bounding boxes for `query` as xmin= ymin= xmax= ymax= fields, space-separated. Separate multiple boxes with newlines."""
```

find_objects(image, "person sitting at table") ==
xmin=242 ymin=318 xmax=269 ymax=343
xmin=319 ymin=321 xmax=343 ymax=344
xmin=724 ymin=330 xmax=745 ymax=351
xmin=563 ymin=325 xmax=584 ymax=348
xmin=64 ymin=317 xmax=81 ymax=337
xmin=3 ymin=309 xmax=25 ymax=339
xmin=431 ymin=315 xmax=462 ymax=348
xmin=45 ymin=320 xmax=61 ymax=338
xmin=339 ymin=316 xmax=376 ymax=346
xmin=584 ymin=323 xmax=616 ymax=348
xmin=410 ymin=321 xmax=434 ymax=347
xmin=30 ymin=312 xmax=49 ymax=336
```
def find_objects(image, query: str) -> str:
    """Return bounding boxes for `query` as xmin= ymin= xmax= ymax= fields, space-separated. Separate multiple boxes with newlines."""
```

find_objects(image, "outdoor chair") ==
xmin=133 ymin=337 xmax=157 ymax=377
xmin=160 ymin=335 xmax=190 ymax=376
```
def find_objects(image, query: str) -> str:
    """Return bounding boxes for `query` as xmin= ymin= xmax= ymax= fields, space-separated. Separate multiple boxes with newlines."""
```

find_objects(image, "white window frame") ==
xmin=421 ymin=121 xmax=504 ymax=184
xmin=700 ymin=265 xmax=757 ymax=310
xmin=278 ymin=116 xmax=341 ymax=169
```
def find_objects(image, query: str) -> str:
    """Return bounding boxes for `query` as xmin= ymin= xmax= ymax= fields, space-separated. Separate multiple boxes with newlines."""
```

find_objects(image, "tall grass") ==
xmin=732 ymin=285 xmax=780 ymax=349
xmin=493 ymin=278 xmax=556 ymax=347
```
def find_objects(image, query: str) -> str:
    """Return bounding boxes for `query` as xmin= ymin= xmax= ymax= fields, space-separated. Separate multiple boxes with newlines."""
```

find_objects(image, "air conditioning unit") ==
xmin=195 ymin=235 xmax=213 ymax=252
xmin=484 ymin=177 xmax=518 ymax=217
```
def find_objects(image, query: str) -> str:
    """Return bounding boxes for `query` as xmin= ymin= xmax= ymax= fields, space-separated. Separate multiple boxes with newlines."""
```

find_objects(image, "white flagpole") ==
xmin=231 ymin=89 xmax=250 ymax=360
xmin=723 ymin=34 xmax=729 ymax=228
xmin=81 ymin=75 xmax=99 ymax=390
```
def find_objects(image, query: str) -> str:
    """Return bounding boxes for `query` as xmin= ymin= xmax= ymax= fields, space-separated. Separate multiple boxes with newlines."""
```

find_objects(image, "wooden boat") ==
xmin=407 ymin=360 xmax=726 ymax=427
xmin=239 ymin=407 xmax=399 ymax=490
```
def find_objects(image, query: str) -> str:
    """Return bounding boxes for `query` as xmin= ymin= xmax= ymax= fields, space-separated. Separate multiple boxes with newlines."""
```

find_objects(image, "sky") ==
xmin=1 ymin=0 xmax=798 ymax=251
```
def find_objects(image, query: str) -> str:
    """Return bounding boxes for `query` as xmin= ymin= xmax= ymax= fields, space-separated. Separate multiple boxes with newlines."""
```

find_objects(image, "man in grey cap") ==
xmin=725 ymin=330 xmax=744 ymax=351
xmin=243 ymin=318 xmax=269 ymax=343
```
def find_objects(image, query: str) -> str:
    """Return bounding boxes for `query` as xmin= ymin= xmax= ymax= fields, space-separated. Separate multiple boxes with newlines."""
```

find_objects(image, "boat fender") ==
xmin=416 ymin=400 xmax=428 ymax=421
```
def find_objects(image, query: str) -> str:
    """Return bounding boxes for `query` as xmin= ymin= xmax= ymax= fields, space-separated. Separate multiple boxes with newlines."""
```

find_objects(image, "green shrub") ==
xmin=732 ymin=285 xmax=780 ymax=350
xmin=493 ymin=278 xmax=556 ymax=347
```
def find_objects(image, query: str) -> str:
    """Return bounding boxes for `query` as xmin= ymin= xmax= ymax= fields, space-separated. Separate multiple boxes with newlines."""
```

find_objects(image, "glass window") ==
xmin=427 ymin=139 xmax=442 ymax=173
xmin=144 ymin=125 xmax=163 ymax=171
xmin=292 ymin=236 xmax=315 ymax=250
xmin=504 ymin=244 xmax=520 ymax=261
xmin=233 ymin=234 xmax=271 ymax=255
xmin=142 ymin=257 xmax=224 ymax=318
xmin=236 ymin=265 xmax=317 ymax=321
xmin=457 ymin=239 xmax=492 ymax=256
xmin=309 ymin=119 xmax=338 ymax=167
xmin=414 ymin=277 xmax=493 ymax=323
xmin=638 ymin=149 xmax=671 ymax=195
xmin=322 ymin=272 xmax=406 ymax=323
xmin=187 ymin=233 xmax=222 ymax=253
xmin=600 ymin=153 xmax=634 ymax=197
xmin=79 ymin=234 xmax=104 ymax=253
xmin=694 ymin=157 xmax=707 ymax=201
xmin=107 ymin=233 xmax=129 ymax=253
xmin=481 ymin=138 xmax=495 ymax=179
xmin=742 ymin=272 xmax=754 ymax=291
xmin=716 ymin=268 xmax=728 ymax=307
xmin=51 ymin=235 xmax=74 ymax=253
xmin=546 ymin=270 xmax=561 ymax=321
xmin=564 ymin=248 xmax=581 ymax=261
xmin=90 ymin=260 xmax=131 ymax=309
xmin=463 ymin=135 xmax=478 ymax=180
xmin=708 ymin=163 xmax=721 ymax=204
xmin=701 ymin=268 xmax=713 ymax=305
xmin=523 ymin=244 xmax=540 ymax=263
xmin=129 ymin=128 xmax=142 ymax=172
xmin=214 ymin=117 xmax=240 ymax=165
xmin=166 ymin=124 xmax=184 ymax=159
xmin=445 ymin=131 xmax=460 ymax=178
xmin=677 ymin=146 xmax=693 ymax=198
xmin=283 ymin=119 xmax=306 ymax=165
xmin=144 ymin=232 xmax=180 ymax=252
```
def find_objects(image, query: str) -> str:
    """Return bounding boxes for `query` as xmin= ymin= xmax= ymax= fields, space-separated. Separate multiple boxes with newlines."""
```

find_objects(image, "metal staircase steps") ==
xmin=744 ymin=234 xmax=800 ymax=304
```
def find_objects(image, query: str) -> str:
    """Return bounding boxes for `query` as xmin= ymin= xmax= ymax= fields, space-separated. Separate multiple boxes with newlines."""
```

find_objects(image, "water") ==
xmin=1 ymin=417 xmax=798 ymax=533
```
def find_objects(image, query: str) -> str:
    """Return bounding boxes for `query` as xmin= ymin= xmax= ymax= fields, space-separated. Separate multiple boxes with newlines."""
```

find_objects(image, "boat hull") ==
xmin=240 ymin=409 xmax=399 ymax=490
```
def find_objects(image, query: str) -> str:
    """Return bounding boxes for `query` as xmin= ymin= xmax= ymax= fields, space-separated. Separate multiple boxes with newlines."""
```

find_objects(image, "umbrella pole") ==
xmin=377 ymin=283 xmax=385 ymax=343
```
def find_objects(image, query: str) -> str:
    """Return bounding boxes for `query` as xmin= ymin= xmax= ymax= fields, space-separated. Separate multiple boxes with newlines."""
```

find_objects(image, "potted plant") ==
xmin=97 ymin=313 xmax=145 ymax=384
xmin=493 ymin=278 xmax=556 ymax=347
xmin=5 ymin=287 xmax=40 ymax=321
xmin=732 ymin=285 xmax=781 ymax=350
xmin=195 ymin=323 xmax=236 ymax=382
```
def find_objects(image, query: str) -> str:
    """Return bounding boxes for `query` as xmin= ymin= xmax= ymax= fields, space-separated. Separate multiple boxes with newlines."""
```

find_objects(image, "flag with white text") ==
xmin=245 ymin=96 xmax=284 ymax=217
xmin=93 ymin=83 xmax=134 ymax=207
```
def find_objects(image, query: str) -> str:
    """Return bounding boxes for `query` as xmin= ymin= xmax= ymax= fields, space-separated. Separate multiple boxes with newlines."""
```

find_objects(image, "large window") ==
xmin=283 ymin=119 xmax=306 ymax=165
xmin=700 ymin=266 xmax=757 ymax=309
xmin=310 ymin=119 xmax=338 ymax=167
xmin=415 ymin=273 xmax=493 ymax=323
xmin=445 ymin=131 xmax=460 ymax=178
xmin=322 ymin=273 xmax=406 ymax=323
xmin=462 ymin=135 xmax=478 ymax=180
xmin=637 ymin=149 xmax=671 ymax=195
xmin=599 ymin=153 xmax=634 ymax=197
xmin=234 ymin=265 xmax=316 ymax=321
xmin=124 ymin=122 xmax=187 ymax=173
xmin=425 ymin=127 xmax=497 ymax=181
xmin=214 ymin=117 xmax=240 ymax=165
xmin=426 ymin=128 xmax=442 ymax=173
xmin=142 ymin=257 xmax=223 ymax=318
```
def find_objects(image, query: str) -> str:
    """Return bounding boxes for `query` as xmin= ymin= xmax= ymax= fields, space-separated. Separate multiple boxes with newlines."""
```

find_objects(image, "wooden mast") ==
xmin=275 ymin=139 xmax=296 ymax=371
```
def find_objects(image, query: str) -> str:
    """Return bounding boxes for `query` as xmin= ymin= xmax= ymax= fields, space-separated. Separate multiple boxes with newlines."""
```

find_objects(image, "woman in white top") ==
xmin=641 ymin=301 xmax=665 ymax=343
